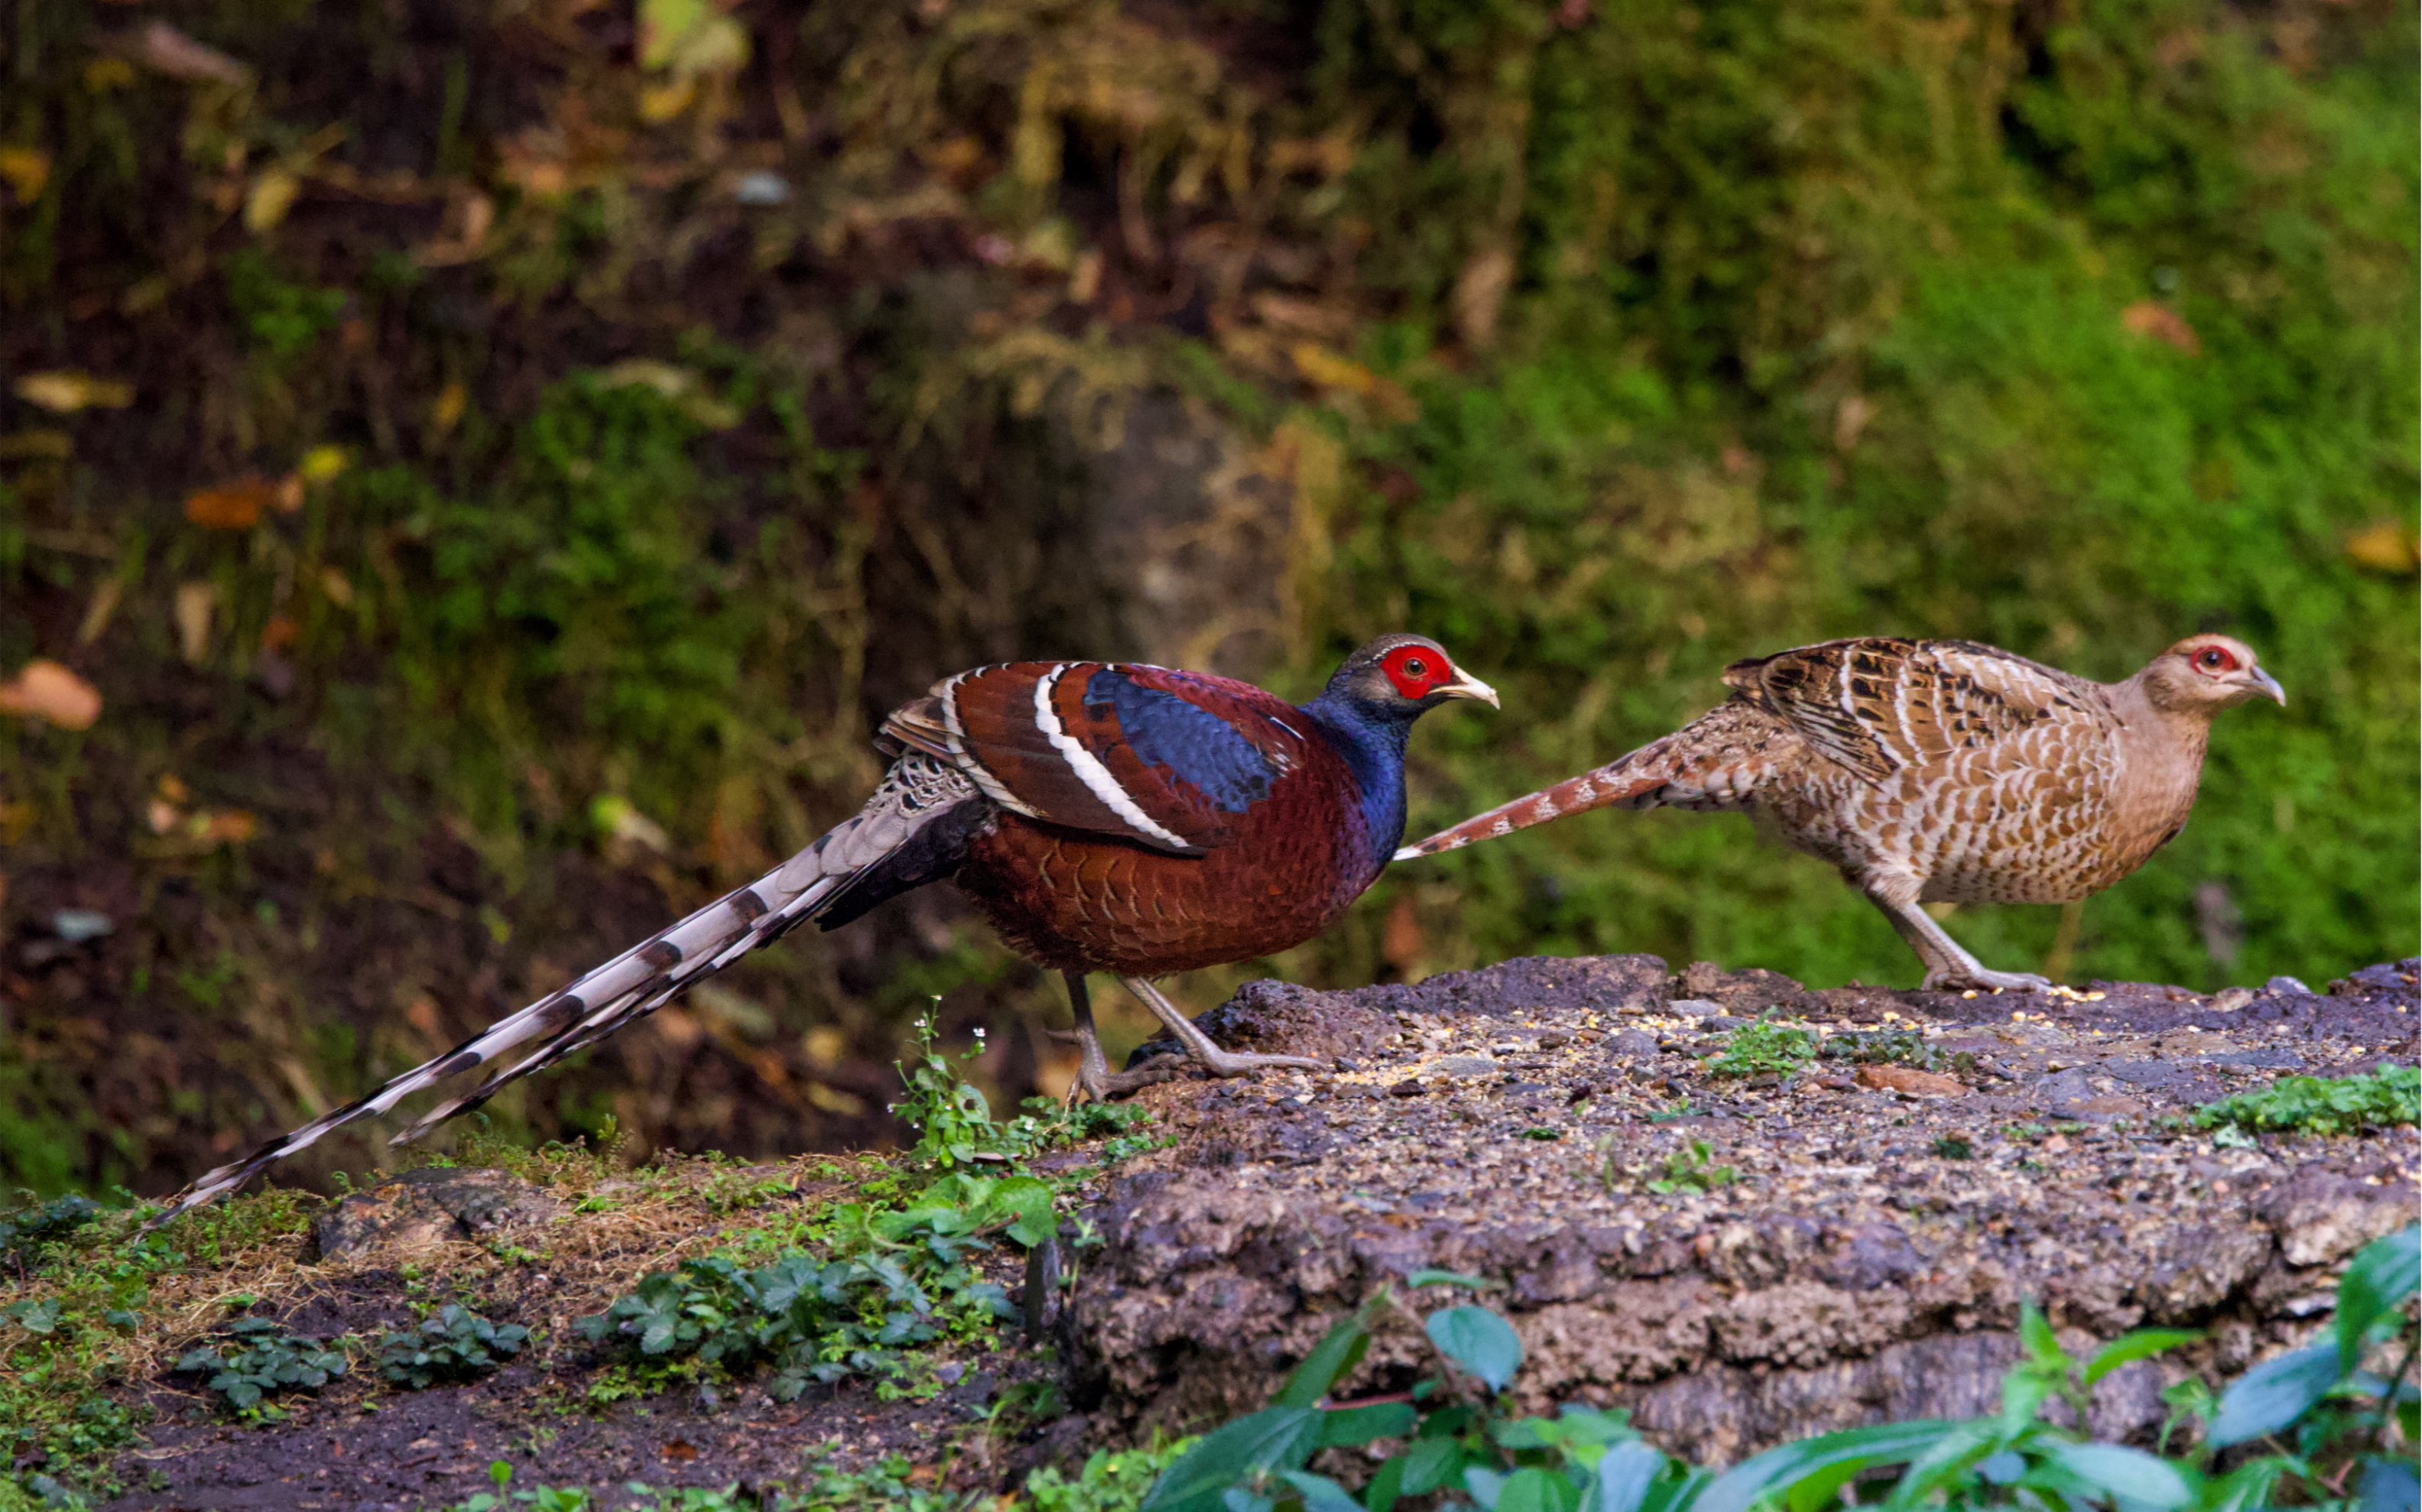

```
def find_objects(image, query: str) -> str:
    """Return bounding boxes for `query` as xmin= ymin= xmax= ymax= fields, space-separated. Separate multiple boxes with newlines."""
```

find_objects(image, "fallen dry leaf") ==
xmin=1291 ymin=343 xmax=1418 ymax=423
xmin=298 ymin=444 xmax=349 ymax=485
xmin=2121 ymin=301 xmax=2202 ymax=355
xmin=244 ymin=165 xmax=301 ymax=232
xmin=122 ymin=21 xmax=254 ymax=86
xmin=0 ymin=660 xmax=102 ymax=730
xmin=174 ymin=581 xmax=216 ymax=662
xmin=1834 ymin=394 xmax=1875 ymax=452
xmin=2344 ymin=520 xmax=2420 ymax=577
xmin=1855 ymin=1064 xmax=1966 ymax=1097
xmin=192 ymin=810 xmax=258 ymax=846
xmin=15 ymin=372 xmax=135 ymax=414
xmin=184 ymin=476 xmax=279 ymax=530
xmin=0 ymin=146 xmax=50 ymax=204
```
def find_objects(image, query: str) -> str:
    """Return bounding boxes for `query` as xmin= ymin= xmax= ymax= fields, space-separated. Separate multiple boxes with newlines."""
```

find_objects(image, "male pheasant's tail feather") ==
xmin=149 ymin=755 xmax=980 ymax=1228
xmin=1394 ymin=702 xmax=1784 ymax=861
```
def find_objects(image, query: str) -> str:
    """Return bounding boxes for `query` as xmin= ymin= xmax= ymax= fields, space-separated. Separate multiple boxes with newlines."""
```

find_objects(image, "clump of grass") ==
xmin=2194 ymin=1066 xmax=2420 ymax=1139
xmin=1707 ymin=1017 xmax=1816 ymax=1079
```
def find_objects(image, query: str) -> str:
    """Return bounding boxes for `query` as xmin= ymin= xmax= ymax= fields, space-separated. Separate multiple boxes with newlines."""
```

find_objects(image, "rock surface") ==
xmin=312 ymin=1166 xmax=566 ymax=1261
xmin=1062 ymin=956 xmax=2419 ymax=1463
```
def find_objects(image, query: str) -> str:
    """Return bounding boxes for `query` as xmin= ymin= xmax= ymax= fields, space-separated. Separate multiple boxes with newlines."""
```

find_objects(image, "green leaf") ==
xmin=1427 ymin=1306 xmax=1524 ymax=1392
xmin=1277 ymin=1471 xmax=1365 ymax=1512
xmin=995 ymin=1176 xmax=1059 ymax=1248
xmin=1582 ymin=1442 xmax=1669 ymax=1512
xmin=2337 ymin=1225 xmax=2421 ymax=1371
xmin=2017 ymin=1301 xmax=2063 ymax=1368
xmin=1279 ymin=1307 xmax=1378 ymax=1409
xmin=1879 ymin=1420 xmax=1999 ymax=1512
xmin=1497 ymin=1466 xmax=1583 ymax=1512
xmin=1145 ymin=1407 xmax=1324 ymax=1511
xmin=2086 ymin=1329 xmax=2202 ymax=1386
xmin=1408 ymin=1269 xmax=1492 ymax=1290
xmin=1693 ymin=1421 xmax=1956 ymax=1512
xmin=2200 ymin=1457 xmax=2288 ymax=1512
xmin=1318 ymin=1403 xmax=1416 ymax=1448
xmin=2358 ymin=1455 xmax=2420 ymax=1512
xmin=1398 ymin=1436 xmax=1466 ymax=1495
xmin=2209 ymin=1342 xmax=2341 ymax=1448
xmin=1363 ymin=1455 xmax=1407 ymax=1512
xmin=1466 ymin=1466 xmax=1508 ymax=1510
xmin=2042 ymin=1442 xmax=2192 ymax=1510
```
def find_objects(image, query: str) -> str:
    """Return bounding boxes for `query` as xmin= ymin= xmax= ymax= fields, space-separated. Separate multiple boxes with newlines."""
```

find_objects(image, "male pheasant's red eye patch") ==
xmin=1382 ymin=647 xmax=1445 ymax=699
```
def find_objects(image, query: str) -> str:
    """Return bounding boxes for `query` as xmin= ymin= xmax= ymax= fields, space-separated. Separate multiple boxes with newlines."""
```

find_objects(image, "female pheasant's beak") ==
xmin=2245 ymin=667 xmax=2286 ymax=706
xmin=1439 ymin=668 xmax=1500 ymax=708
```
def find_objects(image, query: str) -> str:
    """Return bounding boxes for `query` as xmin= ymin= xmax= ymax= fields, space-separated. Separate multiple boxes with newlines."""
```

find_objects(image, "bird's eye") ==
xmin=2196 ymin=648 xmax=2235 ymax=672
xmin=1401 ymin=657 xmax=1429 ymax=678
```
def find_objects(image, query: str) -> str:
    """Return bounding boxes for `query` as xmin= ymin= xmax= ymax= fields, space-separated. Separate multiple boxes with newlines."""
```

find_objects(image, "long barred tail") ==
xmin=1394 ymin=704 xmax=1781 ymax=861
xmin=150 ymin=755 xmax=980 ymax=1227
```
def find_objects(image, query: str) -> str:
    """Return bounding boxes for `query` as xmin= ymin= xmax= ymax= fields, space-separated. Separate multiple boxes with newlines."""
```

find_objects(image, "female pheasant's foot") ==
xmin=1922 ymin=966 xmax=2053 ymax=993
xmin=1190 ymin=1046 xmax=1326 ymax=1079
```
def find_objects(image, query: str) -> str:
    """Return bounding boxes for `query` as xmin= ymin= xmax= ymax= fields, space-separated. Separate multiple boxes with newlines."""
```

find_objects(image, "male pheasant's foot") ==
xmin=1923 ymin=967 xmax=2053 ymax=993
xmin=1053 ymin=1029 xmax=1186 ymax=1105
xmin=1070 ymin=1057 xmax=1187 ymax=1104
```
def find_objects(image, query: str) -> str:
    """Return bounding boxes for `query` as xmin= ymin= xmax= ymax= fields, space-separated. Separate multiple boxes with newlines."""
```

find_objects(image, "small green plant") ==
xmin=2194 ymin=1066 xmax=2420 ymax=1139
xmin=1933 ymin=1135 xmax=1976 ymax=1160
xmin=1647 ymin=1140 xmax=1739 ymax=1195
xmin=1708 ymin=1018 xmax=1816 ymax=1079
xmin=894 ymin=1014 xmax=1154 ymax=1170
xmin=1141 ymin=1226 xmax=2421 ymax=1512
xmin=0 ymin=1194 xmax=103 ymax=1261
xmin=377 ymin=1303 xmax=530 ymax=1389
xmin=171 ymin=1318 xmax=350 ymax=1413
xmin=1821 ymin=1030 xmax=1978 ymax=1076
xmin=576 ymin=1170 xmax=1042 ymax=1398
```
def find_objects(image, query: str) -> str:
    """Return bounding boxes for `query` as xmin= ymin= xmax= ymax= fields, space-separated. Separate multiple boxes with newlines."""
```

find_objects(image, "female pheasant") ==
xmin=1397 ymin=635 xmax=2281 ymax=991
xmin=157 ymin=635 xmax=1495 ymax=1222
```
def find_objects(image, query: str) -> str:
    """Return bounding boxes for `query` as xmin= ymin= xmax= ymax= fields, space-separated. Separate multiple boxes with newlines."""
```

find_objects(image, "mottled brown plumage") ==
xmin=1399 ymin=635 xmax=2284 ymax=990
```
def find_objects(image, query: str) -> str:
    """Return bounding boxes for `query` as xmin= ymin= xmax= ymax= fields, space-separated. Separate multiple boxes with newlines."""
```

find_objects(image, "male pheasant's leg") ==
xmin=1058 ymin=972 xmax=1183 ymax=1104
xmin=1867 ymin=888 xmax=2051 ymax=993
xmin=1118 ymin=976 xmax=1326 ymax=1079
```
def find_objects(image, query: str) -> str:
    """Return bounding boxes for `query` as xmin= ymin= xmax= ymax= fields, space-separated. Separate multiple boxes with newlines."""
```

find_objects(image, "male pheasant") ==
xmin=157 ymin=635 xmax=1495 ymax=1222
xmin=1398 ymin=635 xmax=2281 ymax=991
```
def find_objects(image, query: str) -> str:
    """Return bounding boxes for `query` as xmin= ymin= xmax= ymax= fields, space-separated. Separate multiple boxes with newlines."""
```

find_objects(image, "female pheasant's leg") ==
xmin=1060 ymin=972 xmax=1185 ymax=1104
xmin=1118 ymin=976 xmax=1326 ymax=1079
xmin=1866 ymin=887 xmax=2051 ymax=993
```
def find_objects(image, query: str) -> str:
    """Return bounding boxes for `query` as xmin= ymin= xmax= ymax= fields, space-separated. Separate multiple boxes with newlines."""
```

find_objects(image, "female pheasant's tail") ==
xmin=148 ymin=756 xmax=982 ymax=1228
xmin=1394 ymin=703 xmax=1780 ymax=861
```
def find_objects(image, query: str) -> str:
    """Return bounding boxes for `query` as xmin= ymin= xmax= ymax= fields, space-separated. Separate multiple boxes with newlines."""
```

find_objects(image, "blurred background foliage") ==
xmin=0 ymin=0 xmax=2413 ymax=1197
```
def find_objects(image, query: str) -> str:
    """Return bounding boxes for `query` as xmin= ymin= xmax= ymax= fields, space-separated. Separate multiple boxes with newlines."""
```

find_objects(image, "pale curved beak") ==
xmin=1440 ymin=669 xmax=1499 ymax=709
xmin=2247 ymin=667 xmax=2286 ymax=706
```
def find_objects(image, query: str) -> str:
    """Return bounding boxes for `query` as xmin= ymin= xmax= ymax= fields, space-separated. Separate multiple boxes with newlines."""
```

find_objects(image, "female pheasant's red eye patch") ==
xmin=2196 ymin=647 xmax=2239 ymax=673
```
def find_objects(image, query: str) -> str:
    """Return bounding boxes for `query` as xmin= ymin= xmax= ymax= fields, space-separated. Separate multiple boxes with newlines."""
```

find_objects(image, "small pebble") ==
xmin=1386 ymin=1079 xmax=1426 ymax=1098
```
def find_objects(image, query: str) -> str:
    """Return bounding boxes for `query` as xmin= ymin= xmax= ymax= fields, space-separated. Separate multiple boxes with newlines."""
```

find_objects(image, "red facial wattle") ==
xmin=2195 ymin=646 xmax=2240 ymax=675
xmin=1383 ymin=648 xmax=1449 ymax=701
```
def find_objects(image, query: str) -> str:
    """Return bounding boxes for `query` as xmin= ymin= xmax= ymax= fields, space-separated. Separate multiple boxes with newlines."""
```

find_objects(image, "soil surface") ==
xmin=94 ymin=955 xmax=2418 ymax=1508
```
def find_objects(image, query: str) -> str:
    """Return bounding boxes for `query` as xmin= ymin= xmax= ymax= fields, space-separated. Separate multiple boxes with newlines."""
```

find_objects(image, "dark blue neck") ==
xmin=1299 ymin=693 xmax=1415 ymax=873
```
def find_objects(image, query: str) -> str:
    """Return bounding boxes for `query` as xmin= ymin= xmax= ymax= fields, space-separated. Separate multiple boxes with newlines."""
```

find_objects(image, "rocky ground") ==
xmin=1060 ymin=956 xmax=2418 ymax=1464
xmin=80 ymin=956 xmax=2420 ymax=1510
